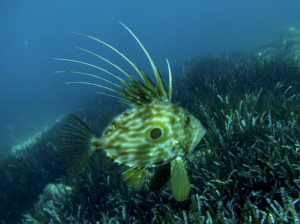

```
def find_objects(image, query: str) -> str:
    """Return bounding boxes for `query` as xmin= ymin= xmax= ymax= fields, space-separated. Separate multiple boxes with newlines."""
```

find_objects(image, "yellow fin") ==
xmin=171 ymin=157 xmax=190 ymax=201
xmin=121 ymin=167 xmax=136 ymax=182
xmin=133 ymin=169 xmax=147 ymax=190
xmin=121 ymin=167 xmax=147 ymax=190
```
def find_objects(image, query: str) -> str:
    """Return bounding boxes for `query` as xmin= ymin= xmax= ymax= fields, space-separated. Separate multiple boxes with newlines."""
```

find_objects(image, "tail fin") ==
xmin=171 ymin=157 xmax=190 ymax=201
xmin=59 ymin=114 xmax=100 ymax=175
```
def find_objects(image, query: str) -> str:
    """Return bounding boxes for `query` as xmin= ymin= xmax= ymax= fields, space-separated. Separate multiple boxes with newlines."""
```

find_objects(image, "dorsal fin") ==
xmin=115 ymin=19 xmax=168 ymax=101
xmin=54 ymin=19 xmax=173 ymax=106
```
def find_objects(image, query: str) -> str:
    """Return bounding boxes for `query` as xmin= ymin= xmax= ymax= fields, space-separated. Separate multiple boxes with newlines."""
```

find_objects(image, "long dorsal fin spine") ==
xmin=65 ymin=82 xmax=123 ymax=96
xmin=54 ymin=58 xmax=127 ymax=85
xmin=115 ymin=19 xmax=168 ymax=101
xmin=55 ymin=19 xmax=173 ymax=105
xmin=56 ymin=71 xmax=124 ymax=90
xmin=75 ymin=47 xmax=143 ymax=87
xmin=72 ymin=32 xmax=157 ymax=91
xmin=70 ymin=34 xmax=162 ymax=103
xmin=97 ymin=92 xmax=136 ymax=106
xmin=166 ymin=59 xmax=172 ymax=101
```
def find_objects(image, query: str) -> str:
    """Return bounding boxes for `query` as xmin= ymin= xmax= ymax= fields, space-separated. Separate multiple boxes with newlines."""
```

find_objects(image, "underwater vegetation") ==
xmin=172 ymin=53 xmax=300 ymax=223
xmin=0 ymin=120 xmax=63 ymax=223
xmin=0 ymin=96 xmax=110 ymax=223
xmin=1 ymin=52 xmax=300 ymax=223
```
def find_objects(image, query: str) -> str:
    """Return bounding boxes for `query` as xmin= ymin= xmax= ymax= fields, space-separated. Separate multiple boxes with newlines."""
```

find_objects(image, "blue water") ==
xmin=1 ymin=0 xmax=300 ymax=153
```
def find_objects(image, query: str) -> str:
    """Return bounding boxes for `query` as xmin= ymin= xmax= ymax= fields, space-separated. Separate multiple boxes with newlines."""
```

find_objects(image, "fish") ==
xmin=55 ymin=19 xmax=207 ymax=201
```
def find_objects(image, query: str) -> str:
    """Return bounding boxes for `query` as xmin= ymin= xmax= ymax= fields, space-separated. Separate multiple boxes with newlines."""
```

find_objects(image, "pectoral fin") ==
xmin=171 ymin=157 xmax=190 ymax=201
xmin=121 ymin=167 xmax=147 ymax=190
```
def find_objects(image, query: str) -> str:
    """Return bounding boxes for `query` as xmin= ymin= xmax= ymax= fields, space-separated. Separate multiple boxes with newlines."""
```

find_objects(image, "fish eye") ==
xmin=150 ymin=128 xmax=162 ymax=139
xmin=184 ymin=114 xmax=191 ymax=123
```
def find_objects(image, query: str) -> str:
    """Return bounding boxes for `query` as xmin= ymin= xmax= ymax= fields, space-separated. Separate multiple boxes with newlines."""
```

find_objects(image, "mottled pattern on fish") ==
xmin=56 ymin=19 xmax=207 ymax=201
xmin=97 ymin=102 xmax=204 ymax=167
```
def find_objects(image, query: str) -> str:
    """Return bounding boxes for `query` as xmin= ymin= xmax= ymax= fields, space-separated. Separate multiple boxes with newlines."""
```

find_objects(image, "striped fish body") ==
xmin=57 ymin=19 xmax=207 ymax=201
xmin=94 ymin=102 xmax=205 ymax=168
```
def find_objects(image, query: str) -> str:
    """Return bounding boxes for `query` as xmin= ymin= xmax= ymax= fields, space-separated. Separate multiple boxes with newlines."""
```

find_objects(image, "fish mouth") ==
xmin=191 ymin=126 xmax=207 ymax=149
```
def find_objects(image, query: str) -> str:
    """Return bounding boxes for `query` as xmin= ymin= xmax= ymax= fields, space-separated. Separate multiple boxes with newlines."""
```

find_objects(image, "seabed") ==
xmin=1 ymin=27 xmax=300 ymax=224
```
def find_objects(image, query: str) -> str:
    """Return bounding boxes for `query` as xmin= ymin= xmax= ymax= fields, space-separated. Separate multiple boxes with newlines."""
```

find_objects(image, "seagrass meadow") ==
xmin=1 ymin=52 xmax=300 ymax=223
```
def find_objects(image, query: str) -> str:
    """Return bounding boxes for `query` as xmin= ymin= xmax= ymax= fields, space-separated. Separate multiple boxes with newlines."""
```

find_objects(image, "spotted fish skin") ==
xmin=57 ymin=19 xmax=207 ymax=201
xmin=93 ymin=102 xmax=205 ymax=168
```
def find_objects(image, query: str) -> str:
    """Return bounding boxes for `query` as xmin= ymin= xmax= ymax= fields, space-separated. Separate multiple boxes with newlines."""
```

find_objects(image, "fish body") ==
xmin=95 ymin=102 xmax=205 ymax=168
xmin=56 ymin=19 xmax=206 ymax=201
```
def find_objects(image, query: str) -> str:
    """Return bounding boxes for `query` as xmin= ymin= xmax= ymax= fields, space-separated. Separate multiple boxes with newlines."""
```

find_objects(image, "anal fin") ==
xmin=171 ymin=157 xmax=190 ymax=201
xmin=149 ymin=163 xmax=171 ymax=191
xmin=121 ymin=167 xmax=147 ymax=190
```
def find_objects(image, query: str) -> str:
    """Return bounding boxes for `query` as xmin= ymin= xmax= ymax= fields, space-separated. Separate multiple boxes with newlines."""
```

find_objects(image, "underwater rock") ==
xmin=281 ymin=27 xmax=300 ymax=46
xmin=281 ymin=27 xmax=300 ymax=63
xmin=41 ymin=183 xmax=73 ymax=203
xmin=24 ymin=183 xmax=73 ymax=223
xmin=256 ymin=27 xmax=300 ymax=65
